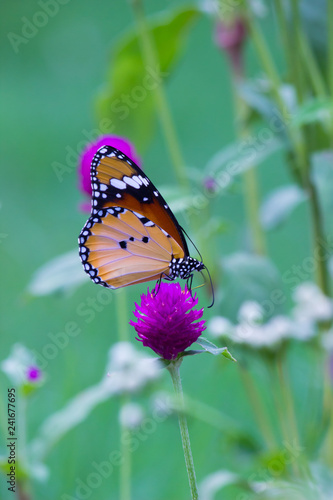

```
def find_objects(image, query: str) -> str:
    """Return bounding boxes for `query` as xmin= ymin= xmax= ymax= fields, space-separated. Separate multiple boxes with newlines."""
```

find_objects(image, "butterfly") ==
xmin=78 ymin=145 xmax=211 ymax=299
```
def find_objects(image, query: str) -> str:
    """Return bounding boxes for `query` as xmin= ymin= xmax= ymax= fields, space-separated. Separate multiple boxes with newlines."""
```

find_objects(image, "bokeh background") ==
xmin=1 ymin=1 xmax=332 ymax=499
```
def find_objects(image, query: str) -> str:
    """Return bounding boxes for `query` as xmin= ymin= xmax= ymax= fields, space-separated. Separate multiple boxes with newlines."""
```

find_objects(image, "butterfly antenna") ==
xmin=201 ymin=267 xmax=215 ymax=308
xmin=180 ymin=226 xmax=204 ymax=263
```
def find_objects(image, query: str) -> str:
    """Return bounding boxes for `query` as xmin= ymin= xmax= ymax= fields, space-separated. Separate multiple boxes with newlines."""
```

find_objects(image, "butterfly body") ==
xmin=78 ymin=145 xmax=204 ymax=290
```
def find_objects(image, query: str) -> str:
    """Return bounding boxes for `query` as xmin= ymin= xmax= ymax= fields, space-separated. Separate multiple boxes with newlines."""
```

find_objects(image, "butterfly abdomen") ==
xmin=168 ymin=257 xmax=204 ymax=280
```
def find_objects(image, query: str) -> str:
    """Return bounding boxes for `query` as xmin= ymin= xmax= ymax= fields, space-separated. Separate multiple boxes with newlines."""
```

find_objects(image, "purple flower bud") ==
xmin=203 ymin=176 xmax=218 ymax=193
xmin=214 ymin=17 xmax=247 ymax=79
xmin=26 ymin=365 xmax=41 ymax=382
xmin=130 ymin=283 xmax=206 ymax=360
xmin=78 ymin=135 xmax=141 ymax=212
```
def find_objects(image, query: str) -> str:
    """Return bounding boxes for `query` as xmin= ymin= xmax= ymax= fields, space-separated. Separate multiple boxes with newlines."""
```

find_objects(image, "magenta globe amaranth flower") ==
xmin=130 ymin=283 xmax=206 ymax=360
xmin=78 ymin=134 xmax=141 ymax=211
xmin=26 ymin=365 xmax=41 ymax=382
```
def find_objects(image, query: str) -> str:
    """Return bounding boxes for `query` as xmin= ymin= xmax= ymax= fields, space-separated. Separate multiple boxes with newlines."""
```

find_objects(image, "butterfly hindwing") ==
xmin=79 ymin=206 xmax=185 ymax=289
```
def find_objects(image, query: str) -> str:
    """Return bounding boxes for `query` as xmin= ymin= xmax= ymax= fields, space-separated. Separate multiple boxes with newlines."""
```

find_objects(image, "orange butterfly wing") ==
xmin=90 ymin=147 xmax=189 ymax=253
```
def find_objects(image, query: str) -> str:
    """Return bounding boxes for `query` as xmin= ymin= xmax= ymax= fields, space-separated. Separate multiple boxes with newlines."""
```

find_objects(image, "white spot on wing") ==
xmin=123 ymin=176 xmax=140 ymax=189
xmin=132 ymin=175 xmax=142 ymax=185
xmin=111 ymin=178 xmax=127 ymax=190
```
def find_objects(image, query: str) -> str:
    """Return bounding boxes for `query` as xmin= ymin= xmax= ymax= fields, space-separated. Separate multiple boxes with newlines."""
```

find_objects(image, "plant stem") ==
xmin=116 ymin=290 xmax=129 ymax=341
xmin=267 ymin=360 xmax=301 ymax=477
xmin=276 ymin=355 xmax=300 ymax=448
xmin=308 ymin=180 xmax=331 ymax=297
xmin=328 ymin=0 xmax=333 ymax=146
xmin=234 ymin=87 xmax=266 ymax=255
xmin=120 ymin=394 xmax=132 ymax=500
xmin=245 ymin=7 xmax=307 ymax=177
xmin=116 ymin=290 xmax=131 ymax=500
xmin=167 ymin=359 xmax=199 ymax=500
xmin=290 ymin=0 xmax=305 ymax=103
xmin=239 ymin=365 xmax=277 ymax=450
xmin=131 ymin=0 xmax=188 ymax=188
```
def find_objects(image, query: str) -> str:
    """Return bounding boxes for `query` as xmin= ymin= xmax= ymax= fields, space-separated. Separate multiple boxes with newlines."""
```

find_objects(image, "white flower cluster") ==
xmin=1 ymin=343 xmax=36 ymax=385
xmin=208 ymin=282 xmax=333 ymax=350
xmin=107 ymin=342 xmax=161 ymax=393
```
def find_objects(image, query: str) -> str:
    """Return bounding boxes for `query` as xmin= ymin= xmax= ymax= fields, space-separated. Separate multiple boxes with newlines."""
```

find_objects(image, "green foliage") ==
xmin=96 ymin=6 xmax=199 ymax=150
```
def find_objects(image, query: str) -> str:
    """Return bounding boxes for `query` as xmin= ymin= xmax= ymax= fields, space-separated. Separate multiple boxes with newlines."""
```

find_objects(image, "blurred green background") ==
xmin=0 ymin=1 xmax=320 ymax=499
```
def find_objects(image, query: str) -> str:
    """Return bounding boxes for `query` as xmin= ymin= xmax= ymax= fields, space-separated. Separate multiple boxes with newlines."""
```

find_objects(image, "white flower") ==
xmin=119 ymin=403 xmax=144 ymax=429
xmin=237 ymin=301 xmax=264 ymax=325
xmin=208 ymin=316 xmax=234 ymax=338
xmin=234 ymin=315 xmax=294 ymax=349
xmin=106 ymin=342 xmax=161 ymax=393
xmin=1 ymin=343 xmax=36 ymax=386
xmin=293 ymin=282 xmax=333 ymax=323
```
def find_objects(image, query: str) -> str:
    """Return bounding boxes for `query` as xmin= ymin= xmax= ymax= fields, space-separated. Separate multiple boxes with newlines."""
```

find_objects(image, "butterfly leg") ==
xmin=187 ymin=273 xmax=194 ymax=298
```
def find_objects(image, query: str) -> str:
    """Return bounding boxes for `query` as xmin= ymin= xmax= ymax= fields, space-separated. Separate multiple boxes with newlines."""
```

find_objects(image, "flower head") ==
xmin=214 ymin=17 xmax=247 ymax=79
xmin=78 ymin=135 xmax=141 ymax=211
xmin=130 ymin=283 xmax=206 ymax=360
xmin=27 ymin=365 xmax=42 ymax=382
xmin=1 ymin=344 xmax=44 ymax=391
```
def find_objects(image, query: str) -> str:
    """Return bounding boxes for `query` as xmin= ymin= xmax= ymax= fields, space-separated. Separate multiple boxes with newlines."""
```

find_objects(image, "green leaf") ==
xmin=96 ymin=7 xmax=199 ymax=150
xmin=27 ymin=249 xmax=86 ymax=296
xmin=204 ymin=136 xmax=284 ymax=196
xmin=195 ymin=337 xmax=236 ymax=361
xmin=237 ymin=80 xmax=296 ymax=133
xmin=291 ymin=98 xmax=333 ymax=129
xmin=260 ymin=184 xmax=307 ymax=230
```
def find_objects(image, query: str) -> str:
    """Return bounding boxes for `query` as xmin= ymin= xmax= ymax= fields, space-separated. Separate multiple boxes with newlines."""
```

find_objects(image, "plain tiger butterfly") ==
xmin=78 ymin=145 xmax=212 ymax=304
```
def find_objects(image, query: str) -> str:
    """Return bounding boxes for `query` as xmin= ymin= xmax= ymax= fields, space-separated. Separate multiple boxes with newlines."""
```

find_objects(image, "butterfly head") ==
xmin=168 ymin=256 xmax=204 ymax=280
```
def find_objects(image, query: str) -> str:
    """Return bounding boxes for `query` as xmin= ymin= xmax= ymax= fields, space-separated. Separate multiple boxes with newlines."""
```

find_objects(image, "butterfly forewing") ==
xmin=90 ymin=146 xmax=189 ymax=254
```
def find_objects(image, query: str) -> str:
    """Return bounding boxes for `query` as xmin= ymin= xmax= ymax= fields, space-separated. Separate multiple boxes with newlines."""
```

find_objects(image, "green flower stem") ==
xmin=308 ymin=180 xmax=331 ymax=297
xmin=274 ymin=0 xmax=293 ymax=80
xmin=298 ymin=30 xmax=327 ymax=99
xmin=120 ymin=395 xmax=132 ymax=500
xmin=328 ymin=0 xmax=333 ymax=145
xmin=116 ymin=290 xmax=129 ymax=341
xmin=245 ymin=7 xmax=307 ymax=176
xmin=276 ymin=356 xmax=300 ymax=448
xmin=267 ymin=361 xmax=301 ymax=477
xmin=131 ymin=0 xmax=188 ymax=188
xmin=233 ymin=88 xmax=266 ymax=255
xmin=167 ymin=359 xmax=199 ymax=500
xmin=239 ymin=366 xmax=277 ymax=450
xmin=321 ymin=355 xmax=333 ymax=467
xmin=290 ymin=0 xmax=306 ymax=103
xmin=116 ymin=290 xmax=131 ymax=500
